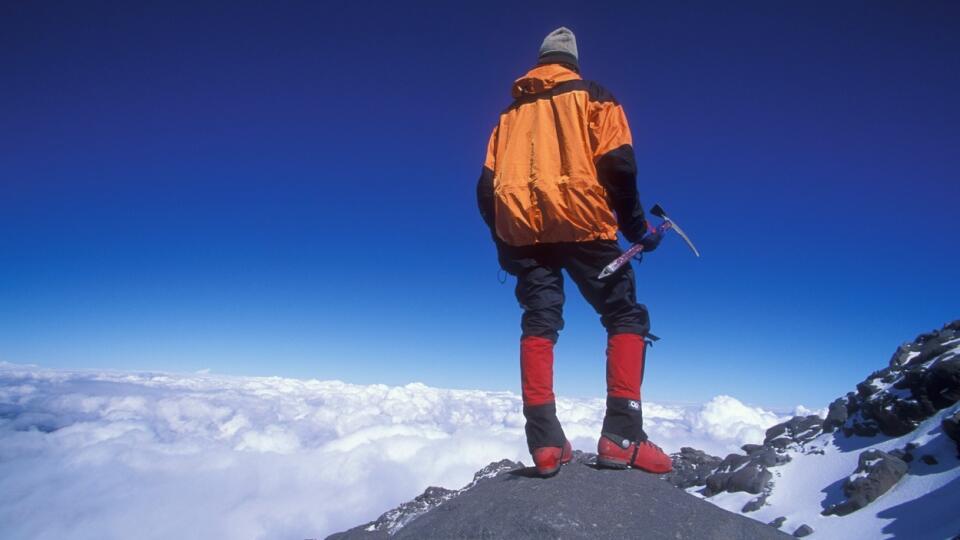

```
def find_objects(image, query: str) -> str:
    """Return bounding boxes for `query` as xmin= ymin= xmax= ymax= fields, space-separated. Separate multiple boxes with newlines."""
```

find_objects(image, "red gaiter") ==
xmin=520 ymin=336 xmax=555 ymax=406
xmin=606 ymin=333 xmax=645 ymax=400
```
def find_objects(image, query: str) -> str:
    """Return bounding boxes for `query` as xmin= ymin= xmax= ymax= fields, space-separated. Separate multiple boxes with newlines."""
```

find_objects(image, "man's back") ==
xmin=478 ymin=60 xmax=647 ymax=249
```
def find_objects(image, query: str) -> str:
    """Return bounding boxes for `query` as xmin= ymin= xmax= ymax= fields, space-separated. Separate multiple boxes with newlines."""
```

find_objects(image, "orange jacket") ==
xmin=477 ymin=64 xmax=647 ymax=247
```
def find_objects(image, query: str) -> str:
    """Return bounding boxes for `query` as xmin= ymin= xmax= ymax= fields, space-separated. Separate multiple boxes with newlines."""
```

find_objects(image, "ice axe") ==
xmin=598 ymin=204 xmax=700 ymax=279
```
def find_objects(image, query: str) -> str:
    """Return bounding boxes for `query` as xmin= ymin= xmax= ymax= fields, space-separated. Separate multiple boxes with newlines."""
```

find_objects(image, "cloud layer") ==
xmin=0 ymin=363 xmax=791 ymax=539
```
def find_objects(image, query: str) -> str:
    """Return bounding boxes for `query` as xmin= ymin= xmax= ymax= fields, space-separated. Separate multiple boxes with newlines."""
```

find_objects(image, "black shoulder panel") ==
xmin=502 ymin=80 xmax=618 ymax=114
xmin=583 ymin=80 xmax=618 ymax=104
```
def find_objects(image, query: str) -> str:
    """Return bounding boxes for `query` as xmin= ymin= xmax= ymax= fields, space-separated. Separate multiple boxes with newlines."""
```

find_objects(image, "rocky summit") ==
xmin=328 ymin=452 xmax=789 ymax=540
xmin=330 ymin=321 xmax=960 ymax=539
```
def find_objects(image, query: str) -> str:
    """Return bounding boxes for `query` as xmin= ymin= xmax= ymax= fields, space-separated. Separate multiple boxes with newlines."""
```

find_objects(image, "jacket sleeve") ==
xmin=476 ymin=126 xmax=498 ymax=234
xmin=589 ymin=93 xmax=647 ymax=244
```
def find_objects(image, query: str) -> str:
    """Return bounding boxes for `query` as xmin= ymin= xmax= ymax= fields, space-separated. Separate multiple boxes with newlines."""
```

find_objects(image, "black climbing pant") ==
xmin=497 ymin=240 xmax=650 ymax=342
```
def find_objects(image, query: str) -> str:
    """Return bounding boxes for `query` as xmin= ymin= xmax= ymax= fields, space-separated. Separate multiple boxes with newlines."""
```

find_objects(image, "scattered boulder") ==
xmin=768 ymin=516 xmax=786 ymax=529
xmin=823 ymin=450 xmax=908 ymax=516
xmin=746 ymin=445 xmax=791 ymax=467
xmin=843 ymin=322 xmax=960 ymax=438
xmin=793 ymin=524 xmax=814 ymax=537
xmin=727 ymin=463 xmax=773 ymax=494
xmin=928 ymin=359 xmax=960 ymax=408
xmin=742 ymin=493 xmax=768 ymax=513
xmin=664 ymin=447 xmax=723 ymax=489
xmin=764 ymin=415 xmax=823 ymax=449
xmin=888 ymin=447 xmax=914 ymax=463
xmin=705 ymin=460 xmax=772 ymax=496
xmin=920 ymin=454 xmax=938 ymax=465
xmin=822 ymin=398 xmax=849 ymax=433
xmin=943 ymin=410 xmax=960 ymax=455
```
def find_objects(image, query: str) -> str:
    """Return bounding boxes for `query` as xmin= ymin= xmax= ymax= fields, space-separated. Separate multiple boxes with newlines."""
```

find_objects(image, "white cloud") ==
xmin=0 ymin=363 xmax=790 ymax=539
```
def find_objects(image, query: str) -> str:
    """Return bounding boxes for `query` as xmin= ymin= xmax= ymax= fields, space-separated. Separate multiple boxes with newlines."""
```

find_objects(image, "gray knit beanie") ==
xmin=538 ymin=27 xmax=579 ymax=70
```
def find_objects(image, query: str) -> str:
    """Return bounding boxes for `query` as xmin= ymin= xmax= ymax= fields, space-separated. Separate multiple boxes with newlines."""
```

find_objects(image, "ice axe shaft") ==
xmin=597 ymin=221 xmax=670 ymax=279
xmin=597 ymin=204 xmax=700 ymax=280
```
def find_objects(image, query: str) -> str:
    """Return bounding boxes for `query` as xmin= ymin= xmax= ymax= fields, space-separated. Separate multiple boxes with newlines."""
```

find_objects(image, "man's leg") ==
xmin=561 ymin=241 xmax=649 ymax=439
xmin=498 ymin=244 xmax=570 ymax=463
xmin=517 ymin=263 xmax=567 ymax=453
xmin=563 ymin=241 xmax=671 ymax=472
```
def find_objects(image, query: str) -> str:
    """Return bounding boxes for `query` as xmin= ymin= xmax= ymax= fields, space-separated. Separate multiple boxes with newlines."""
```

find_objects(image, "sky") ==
xmin=1 ymin=1 xmax=958 ymax=409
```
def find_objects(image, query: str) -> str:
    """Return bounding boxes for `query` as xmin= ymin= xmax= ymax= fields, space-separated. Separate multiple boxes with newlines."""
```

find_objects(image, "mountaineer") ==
xmin=476 ymin=27 xmax=672 ymax=477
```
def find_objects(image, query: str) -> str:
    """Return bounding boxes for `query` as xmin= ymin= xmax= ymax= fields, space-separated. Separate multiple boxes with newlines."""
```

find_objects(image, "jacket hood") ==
xmin=511 ymin=64 xmax=582 ymax=99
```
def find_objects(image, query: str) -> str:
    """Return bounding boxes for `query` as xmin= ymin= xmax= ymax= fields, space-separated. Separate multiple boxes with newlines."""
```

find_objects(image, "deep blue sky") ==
xmin=1 ymin=1 xmax=957 ymax=409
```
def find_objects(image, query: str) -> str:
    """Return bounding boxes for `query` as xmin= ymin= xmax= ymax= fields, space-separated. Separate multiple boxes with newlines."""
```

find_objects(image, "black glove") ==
xmin=639 ymin=230 xmax=664 ymax=253
xmin=622 ymin=219 xmax=649 ymax=245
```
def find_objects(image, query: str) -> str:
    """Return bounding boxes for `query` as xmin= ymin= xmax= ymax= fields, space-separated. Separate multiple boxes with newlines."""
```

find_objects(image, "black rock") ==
xmin=928 ymin=358 xmax=960 ymax=408
xmin=742 ymin=493 xmax=768 ymax=513
xmin=328 ymin=457 xmax=791 ymax=539
xmin=822 ymin=449 xmax=908 ymax=516
xmin=764 ymin=422 xmax=788 ymax=442
xmin=921 ymin=454 xmax=938 ymax=465
xmin=823 ymin=398 xmax=849 ymax=433
xmin=843 ymin=322 xmax=960 ymax=439
xmin=750 ymin=446 xmax=791 ymax=468
xmin=704 ymin=471 xmax=732 ymax=497
xmin=793 ymin=524 xmax=814 ymax=537
xmin=717 ymin=453 xmax=751 ymax=472
xmin=888 ymin=344 xmax=913 ymax=369
xmin=857 ymin=380 xmax=877 ymax=399
xmin=704 ymin=455 xmax=774 ymax=496
xmin=726 ymin=463 xmax=772 ymax=495
xmin=943 ymin=410 xmax=960 ymax=453
xmin=916 ymin=340 xmax=952 ymax=368
xmin=845 ymin=419 xmax=880 ymax=438
xmin=763 ymin=415 xmax=823 ymax=448
xmin=664 ymin=447 xmax=723 ymax=489
xmin=768 ymin=516 xmax=786 ymax=529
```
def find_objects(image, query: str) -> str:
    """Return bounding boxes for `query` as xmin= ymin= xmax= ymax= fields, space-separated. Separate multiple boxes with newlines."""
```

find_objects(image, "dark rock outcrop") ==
xmin=822 ymin=398 xmax=849 ymax=433
xmin=329 ymin=454 xmax=790 ymax=539
xmin=792 ymin=524 xmax=814 ymax=537
xmin=845 ymin=322 xmax=960 ymax=438
xmin=705 ymin=461 xmax=772 ymax=496
xmin=666 ymin=321 xmax=959 ymax=514
xmin=764 ymin=415 xmax=823 ymax=449
xmin=943 ymin=410 xmax=960 ymax=455
xmin=822 ymin=449 xmax=908 ymax=516
xmin=741 ymin=493 xmax=768 ymax=513
xmin=664 ymin=447 xmax=723 ymax=489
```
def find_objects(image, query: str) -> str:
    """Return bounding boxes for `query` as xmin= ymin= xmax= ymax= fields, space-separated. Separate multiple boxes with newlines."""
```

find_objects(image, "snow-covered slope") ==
xmin=703 ymin=404 xmax=959 ymax=538
xmin=674 ymin=321 xmax=960 ymax=538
